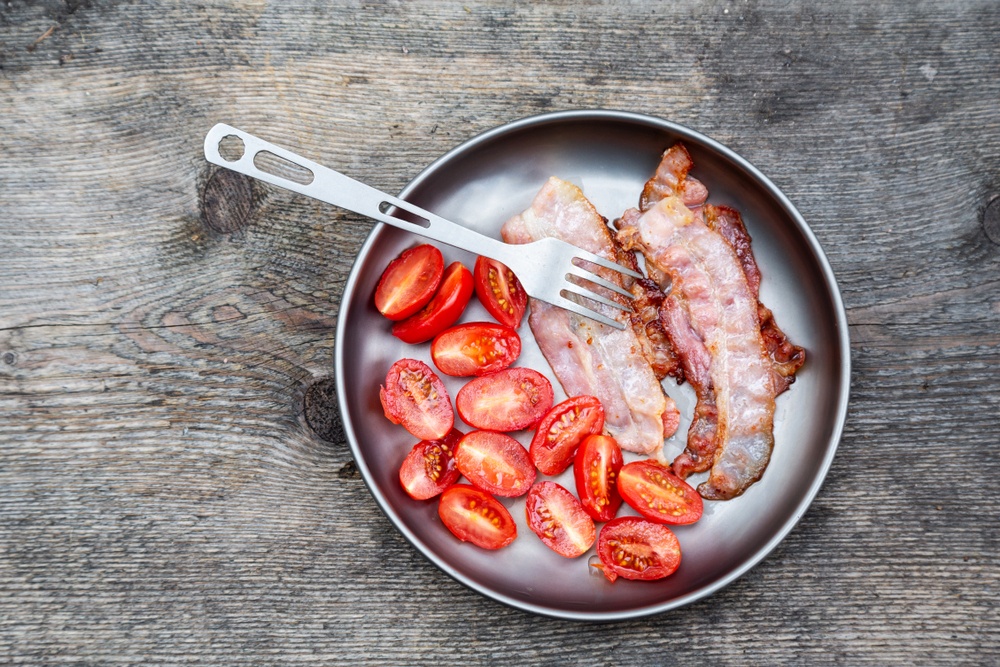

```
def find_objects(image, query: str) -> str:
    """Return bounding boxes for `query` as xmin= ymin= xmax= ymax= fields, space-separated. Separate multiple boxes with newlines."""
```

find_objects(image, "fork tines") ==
xmin=557 ymin=249 xmax=642 ymax=330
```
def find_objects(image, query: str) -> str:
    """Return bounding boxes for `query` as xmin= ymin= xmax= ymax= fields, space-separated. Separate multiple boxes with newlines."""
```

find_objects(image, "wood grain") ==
xmin=2 ymin=1 xmax=998 ymax=664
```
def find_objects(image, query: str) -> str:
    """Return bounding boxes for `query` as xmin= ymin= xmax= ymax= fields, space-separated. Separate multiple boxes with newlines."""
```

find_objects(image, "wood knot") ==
xmin=983 ymin=196 xmax=1000 ymax=246
xmin=303 ymin=378 xmax=344 ymax=443
xmin=337 ymin=460 xmax=359 ymax=479
xmin=201 ymin=168 xmax=253 ymax=234
xmin=2 ymin=352 xmax=15 ymax=365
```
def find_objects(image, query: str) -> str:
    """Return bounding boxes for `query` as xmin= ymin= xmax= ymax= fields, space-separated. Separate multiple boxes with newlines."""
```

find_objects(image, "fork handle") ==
xmin=204 ymin=124 xmax=506 ymax=257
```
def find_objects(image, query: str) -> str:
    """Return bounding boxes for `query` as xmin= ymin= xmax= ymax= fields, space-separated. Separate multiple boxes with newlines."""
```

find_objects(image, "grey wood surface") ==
xmin=2 ymin=1 xmax=998 ymax=664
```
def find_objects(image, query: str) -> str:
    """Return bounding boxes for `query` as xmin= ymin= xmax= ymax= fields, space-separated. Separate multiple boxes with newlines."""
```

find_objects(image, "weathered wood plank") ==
xmin=1 ymin=0 xmax=998 ymax=664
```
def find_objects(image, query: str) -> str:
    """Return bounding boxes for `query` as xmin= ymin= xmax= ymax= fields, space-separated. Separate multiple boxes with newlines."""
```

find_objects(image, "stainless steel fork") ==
xmin=203 ymin=124 xmax=640 ymax=330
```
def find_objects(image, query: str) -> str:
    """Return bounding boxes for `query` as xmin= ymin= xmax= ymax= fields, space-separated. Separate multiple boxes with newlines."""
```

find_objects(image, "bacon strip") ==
xmin=703 ymin=205 xmax=806 ymax=393
xmin=617 ymin=196 xmax=780 ymax=499
xmin=501 ymin=177 xmax=679 ymax=454
xmin=639 ymin=145 xmax=805 ymax=392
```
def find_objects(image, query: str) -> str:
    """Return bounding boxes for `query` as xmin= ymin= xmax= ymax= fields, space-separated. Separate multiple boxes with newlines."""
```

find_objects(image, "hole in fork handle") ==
xmin=378 ymin=201 xmax=431 ymax=229
xmin=218 ymin=134 xmax=246 ymax=162
xmin=252 ymin=150 xmax=315 ymax=185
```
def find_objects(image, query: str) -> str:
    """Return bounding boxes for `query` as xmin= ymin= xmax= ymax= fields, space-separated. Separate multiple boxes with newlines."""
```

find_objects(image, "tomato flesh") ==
xmin=529 ymin=396 xmax=604 ymax=476
xmin=618 ymin=460 xmax=704 ymax=525
xmin=474 ymin=256 xmax=528 ymax=329
xmin=374 ymin=244 xmax=444 ymax=321
xmin=454 ymin=430 xmax=536 ymax=497
xmin=573 ymin=434 xmax=624 ymax=522
xmin=455 ymin=367 xmax=553 ymax=431
xmin=524 ymin=481 xmax=596 ymax=558
xmin=596 ymin=517 xmax=681 ymax=582
xmin=398 ymin=429 xmax=463 ymax=500
xmin=438 ymin=484 xmax=517 ymax=550
xmin=379 ymin=358 xmax=454 ymax=440
xmin=430 ymin=322 xmax=521 ymax=377
xmin=392 ymin=262 xmax=474 ymax=344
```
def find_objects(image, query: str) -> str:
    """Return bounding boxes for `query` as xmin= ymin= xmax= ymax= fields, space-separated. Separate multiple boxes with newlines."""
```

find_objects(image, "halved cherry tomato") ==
xmin=374 ymin=244 xmax=444 ymax=321
xmin=595 ymin=516 xmax=682 ymax=582
xmin=617 ymin=460 xmax=704 ymax=525
xmin=573 ymin=434 xmax=623 ymax=522
xmin=524 ymin=481 xmax=596 ymax=558
xmin=454 ymin=430 xmax=536 ymax=497
xmin=455 ymin=367 xmax=553 ymax=431
xmin=430 ymin=322 xmax=521 ymax=377
xmin=474 ymin=256 xmax=528 ymax=329
xmin=529 ymin=396 xmax=604 ymax=476
xmin=438 ymin=484 xmax=517 ymax=550
xmin=379 ymin=358 xmax=453 ymax=440
xmin=392 ymin=262 xmax=474 ymax=344
xmin=398 ymin=429 xmax=463 ymax=500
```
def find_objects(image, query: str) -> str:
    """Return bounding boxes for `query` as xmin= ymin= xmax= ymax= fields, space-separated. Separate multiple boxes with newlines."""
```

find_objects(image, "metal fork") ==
xmin=203 ymin=124 xmax=640 ymax=330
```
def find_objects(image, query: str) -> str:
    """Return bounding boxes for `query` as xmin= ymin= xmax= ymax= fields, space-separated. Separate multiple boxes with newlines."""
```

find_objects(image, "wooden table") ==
xmin=2 ymin=1 xmax=997 ymax=664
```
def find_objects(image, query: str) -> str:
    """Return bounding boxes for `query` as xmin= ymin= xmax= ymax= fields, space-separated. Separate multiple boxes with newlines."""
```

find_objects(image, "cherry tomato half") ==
xmin=398 ymin=429 xmax=463 ymax=500
xmin=379 ymin=358 xmax=454 ymax=440
xmin=596 ymin=517 xmax=682 ymax=582
xmin=392 ymin=262 xmax=474 ymax=344
xmin=455 ymin=367 xmax=554 ymax=431
xmin=438 ymin=484 xmax=517 ymax=550
xmin=525 ymin=481 xmax=596 ymax=558
xmin=430 ymin=322 xmax=521 ymax=377
xmin=529 ymin=396 xmax=605 ymax=476
xmin=374 ymin=244 xmax=444 ymax=321
xmin=573 ymin=434 xmax=624 ymax=522
xmin=454 ymin=430 xmax=536 ymax=497
xmin=617 ymin=460 xmax=704 ymax=525
xmin=474 ymin=256 xmax=528 ymax=329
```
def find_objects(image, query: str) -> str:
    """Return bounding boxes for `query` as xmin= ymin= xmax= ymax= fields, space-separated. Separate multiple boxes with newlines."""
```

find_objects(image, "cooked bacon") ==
xmin=640 ymin=144 xmax=709 ymax=212
xmin=501 ymin=177 xmax=680 ymax=454
xmin=703 ymin=205 xmax=806 ymax=393
xmin=629 ymin=277 xmax=685 ymax=383
xmin=638 ymin=145 xmax=806 ymax=394
xmin=659 ymin=293 xmax=718 ymax=477
xmin=616 ymin=196 xmax=779 ymax=499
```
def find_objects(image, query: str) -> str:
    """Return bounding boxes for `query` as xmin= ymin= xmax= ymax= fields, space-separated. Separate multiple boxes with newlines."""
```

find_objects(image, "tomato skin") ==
xmin=379 ymin=358 xmax=454 ymax=440
xmin=438 ymin=484 xmax=517 ymax=550
xmin=617 ymin=460 xmax=704 ymax=525
xmin=455 ymin=367 xmax=554 ymax=431
xmin=596 ymin=517 xmax=682 ymax=583
xmin=525 ymin=482 xmax=596 ymax=558
xmin=392 ymin=262 xmax=474 ymax=344
xmin=529 ymin=396 xmax=605 ymax=476
xmin=573 ymin=434 xmax=624 ymax=522
xmin=398 ymin=429 xmax=463 ymax=500
xmin=474 ymin=256 xmax=528 ymax=329
xmin=454 ymin=430 xmax=536 ymax=497
xmin=374 ymin=244 xmax=444 ymax=321
xmin=430 ymin=322 xmax=521 ymax=377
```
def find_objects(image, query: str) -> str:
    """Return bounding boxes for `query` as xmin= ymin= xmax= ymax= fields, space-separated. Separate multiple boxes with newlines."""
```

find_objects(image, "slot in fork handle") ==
xmin=203 ymin=123 xmax=507 ymax=257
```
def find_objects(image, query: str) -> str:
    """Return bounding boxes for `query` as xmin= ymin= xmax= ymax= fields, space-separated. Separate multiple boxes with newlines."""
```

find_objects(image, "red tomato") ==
xmin=455 ymin=367 xmax=553 ymax=431
xmin=438 ymin=484 xmax=517 ymax=550
xmin=398 ymin=429 xmax=463 ymax=500
xmin=573 ymin=434 xmax=624 ymax=522
xmin=595 ymin=517 xmax=682 ymax=583
xmin=379 ymin=358 xmax=453 ymax=440
xmin=529 ymin=396 xmax=605 ymax=476
xmin=474 ymin=256 xmax=528 ymax=329
xmin=524 ymin=481 xmax=596 ymax=558
xmin=454 ymin=430 xmax=536 ymax=497
xmin=430 ymin=322 xmax=521 ymax=377
xmin=374 ymin=244 xmax=444 ymax=321
xmin=617 ymin=460 xmax=704 ymax=525
xmin=392 ymin=262 xmax=474 ymax=344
